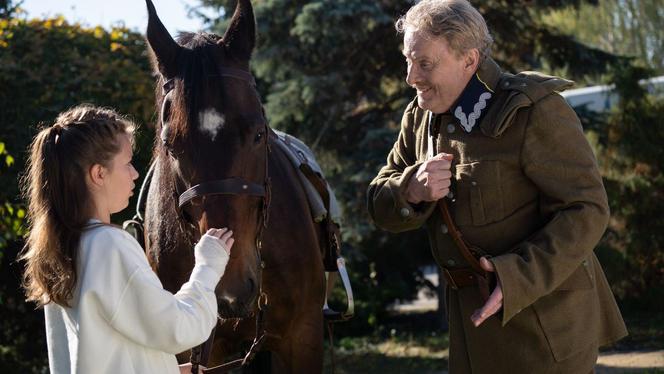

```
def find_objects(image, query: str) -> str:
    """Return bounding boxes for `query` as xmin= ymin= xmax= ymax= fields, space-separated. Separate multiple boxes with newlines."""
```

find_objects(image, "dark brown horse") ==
xmin=143 ymin=0 xmax=326 ymax=371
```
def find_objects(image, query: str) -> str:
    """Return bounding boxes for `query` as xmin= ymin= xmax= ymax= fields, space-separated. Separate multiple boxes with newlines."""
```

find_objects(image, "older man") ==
xmin=367 ymin=0 xmax=627 ymax=372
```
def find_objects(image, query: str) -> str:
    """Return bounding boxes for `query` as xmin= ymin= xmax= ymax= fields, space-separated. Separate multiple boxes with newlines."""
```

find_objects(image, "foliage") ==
xmin=0 ymin=15 xmax=155 ymax=371
xmin=585 ymin=64 xmax=664 ymax=312
xmin=201 ymin=0 xmax=625 ymax=331
xmin=541 ymin=0 xmax=664 ymax=73
xmin=0 ymin=0 xmax=21 ymax=19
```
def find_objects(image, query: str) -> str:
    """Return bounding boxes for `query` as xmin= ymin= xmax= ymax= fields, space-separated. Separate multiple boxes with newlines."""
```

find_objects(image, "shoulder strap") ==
xmin=427 ymin=110 xmax=484 ymax=273
xmin=437 ymin=200 xmax=484 ymax=274
xmin=502 ymin=72 xmax=574 ymax=104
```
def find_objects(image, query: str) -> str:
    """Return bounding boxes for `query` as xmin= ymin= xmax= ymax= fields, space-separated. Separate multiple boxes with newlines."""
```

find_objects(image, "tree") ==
xmin=0 ymin=0 xmax=21 ymax=19
xmin=198 ymin=0 xmax=624 ymax=330
xmin=584 ymin=64 xmax=664 ymax=312
xmin=541 ymin=0 xmax=664 ymax=73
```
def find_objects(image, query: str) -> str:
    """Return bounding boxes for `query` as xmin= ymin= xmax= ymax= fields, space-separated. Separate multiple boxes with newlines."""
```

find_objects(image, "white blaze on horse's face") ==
xmin=198 ymin=108 xmax=225 ymax=141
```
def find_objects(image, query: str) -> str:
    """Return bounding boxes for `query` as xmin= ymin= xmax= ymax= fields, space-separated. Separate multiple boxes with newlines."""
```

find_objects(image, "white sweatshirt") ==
xmin=45 ymin=223 xmax=227 ymax=374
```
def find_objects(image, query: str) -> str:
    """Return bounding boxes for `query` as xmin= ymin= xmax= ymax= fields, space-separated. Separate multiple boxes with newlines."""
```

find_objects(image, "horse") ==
xmin=142 ymin=0 xmax=327 ymax=371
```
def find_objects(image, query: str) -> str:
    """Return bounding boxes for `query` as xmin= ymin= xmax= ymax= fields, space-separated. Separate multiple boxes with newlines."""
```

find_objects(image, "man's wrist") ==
xmin=403 ymin=176 xmax=421 ymax=204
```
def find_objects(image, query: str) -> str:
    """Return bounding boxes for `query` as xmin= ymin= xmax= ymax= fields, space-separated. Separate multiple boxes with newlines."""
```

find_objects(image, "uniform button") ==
xmin=399 ymin=207 xmax=411 ymax=217
xmin=471 ymin=181 xmax=477 ymax=186
xmin=447 ymin=191 xmax=454 ymax=199
xmin=440 ymin=224 xmax=449 ymax=234
xmin=447 ymin=259 xmax=456 ymax=266
xmin=447 ymin=123 xmax=455 ymax=133
xmin=502 ymin=81 xmax=510 ymax=88
xmin=582 ymin=260 xmax=589 ymax=267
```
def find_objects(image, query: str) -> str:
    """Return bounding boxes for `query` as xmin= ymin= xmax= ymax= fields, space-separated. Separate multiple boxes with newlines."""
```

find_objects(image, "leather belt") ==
xmin=441 ymin=267 xmax=480 ymax=290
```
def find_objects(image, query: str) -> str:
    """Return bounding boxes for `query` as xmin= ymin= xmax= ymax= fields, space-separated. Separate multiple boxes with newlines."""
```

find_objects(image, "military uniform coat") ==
xmin=367 ymin=58 xmax=627 ymax=373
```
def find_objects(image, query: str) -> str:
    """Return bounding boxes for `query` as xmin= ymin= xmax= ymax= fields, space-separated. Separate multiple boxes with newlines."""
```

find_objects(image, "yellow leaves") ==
xmin=110 ymin=42 xmax=123 ymax=52
xmin=43 ymin=16 xmax=66 ymax=29
xmin=0 ymin=142 xmax=14 ymax=167
xmin=110 ymin=29 xmax=126 ymax=41
xmin=54 ymin=16 xmax=66 ymax=28
xmin=0 ymin=19 xmax=14 ymax=48
xmin=93 ymin=26 xmax=104 ymax=39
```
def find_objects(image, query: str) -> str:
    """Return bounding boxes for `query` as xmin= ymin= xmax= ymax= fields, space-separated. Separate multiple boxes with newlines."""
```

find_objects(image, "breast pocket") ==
xmin=454 ymin=161 xmax=505 ymax=226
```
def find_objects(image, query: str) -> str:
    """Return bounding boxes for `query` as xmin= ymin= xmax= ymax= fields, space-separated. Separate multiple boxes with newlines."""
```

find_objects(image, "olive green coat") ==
xmin=367 ymin=58 xmax=627 ymax=373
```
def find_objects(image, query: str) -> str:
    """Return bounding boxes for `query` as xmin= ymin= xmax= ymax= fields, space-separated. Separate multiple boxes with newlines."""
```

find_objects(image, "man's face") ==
xmin=403 ymin=29 xmax=474 ymax=114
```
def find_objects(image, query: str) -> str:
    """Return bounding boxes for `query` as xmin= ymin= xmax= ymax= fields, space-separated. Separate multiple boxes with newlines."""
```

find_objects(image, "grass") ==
xmin=323 ymin=311 xmax=449 ymax=373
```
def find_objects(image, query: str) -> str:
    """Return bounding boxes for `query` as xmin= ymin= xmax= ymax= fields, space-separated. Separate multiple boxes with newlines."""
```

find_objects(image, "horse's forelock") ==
xmin=167 ymin=32 xmax=225 ymax=143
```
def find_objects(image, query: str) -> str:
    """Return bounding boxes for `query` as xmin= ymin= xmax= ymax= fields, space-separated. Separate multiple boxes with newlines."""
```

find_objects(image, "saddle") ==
xmin=270 ymin=130 xmax=354 ymax=322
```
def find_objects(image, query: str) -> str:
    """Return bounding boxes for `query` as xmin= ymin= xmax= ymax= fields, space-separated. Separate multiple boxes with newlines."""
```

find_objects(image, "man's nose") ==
xmin=406 ymin=64 xmax=418 ymax=87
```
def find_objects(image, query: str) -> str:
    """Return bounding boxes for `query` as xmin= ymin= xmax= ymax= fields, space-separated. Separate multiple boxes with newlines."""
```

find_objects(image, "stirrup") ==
xmin=323 ymin=257 xmax=354 ymax=322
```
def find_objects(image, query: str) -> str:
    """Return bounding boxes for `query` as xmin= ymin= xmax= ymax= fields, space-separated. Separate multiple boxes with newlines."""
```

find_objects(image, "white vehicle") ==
xmin=561 ymin=75 xmax=664 ymax=113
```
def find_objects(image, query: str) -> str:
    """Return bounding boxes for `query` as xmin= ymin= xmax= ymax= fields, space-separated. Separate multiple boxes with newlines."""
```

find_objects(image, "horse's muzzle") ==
xmin=217 ymin=295 xmax=256 ymax=318
xmin=217 ymin=276 xmax=258 ymax=318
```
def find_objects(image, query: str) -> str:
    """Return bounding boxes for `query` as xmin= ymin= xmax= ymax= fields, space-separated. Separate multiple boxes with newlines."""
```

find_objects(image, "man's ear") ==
xmin=464 ymin=48 xmax=480 ymax=71
xmin=88 ymin=164 xmax=106 ymax=188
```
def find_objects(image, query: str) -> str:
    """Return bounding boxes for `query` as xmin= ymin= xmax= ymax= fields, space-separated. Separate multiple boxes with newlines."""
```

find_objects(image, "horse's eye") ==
xmin=254 ymin=131 xmax=264 ymax=144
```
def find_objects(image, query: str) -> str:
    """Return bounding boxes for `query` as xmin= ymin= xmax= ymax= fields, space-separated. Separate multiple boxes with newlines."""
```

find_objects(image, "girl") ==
xmin=19 ymin=104 xmax=232 ymax=374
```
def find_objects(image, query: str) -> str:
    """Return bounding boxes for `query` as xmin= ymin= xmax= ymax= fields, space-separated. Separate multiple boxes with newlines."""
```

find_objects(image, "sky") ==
xmin=20 ymin=0 xmax=216 ymax=35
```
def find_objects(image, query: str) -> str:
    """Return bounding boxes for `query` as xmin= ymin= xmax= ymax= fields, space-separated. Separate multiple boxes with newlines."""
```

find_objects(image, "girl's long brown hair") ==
xmin=19 ymin=104 xmax=135 ymax=307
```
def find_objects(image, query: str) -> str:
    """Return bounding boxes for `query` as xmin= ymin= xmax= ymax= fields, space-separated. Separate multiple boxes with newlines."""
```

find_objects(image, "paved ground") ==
xmin=596 ymin=350 xmax=664 ymax=373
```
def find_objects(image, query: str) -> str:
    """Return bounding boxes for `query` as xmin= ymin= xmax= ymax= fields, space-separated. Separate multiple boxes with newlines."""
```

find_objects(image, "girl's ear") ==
xmin=88 ymin=164 xmax=106 ymax=188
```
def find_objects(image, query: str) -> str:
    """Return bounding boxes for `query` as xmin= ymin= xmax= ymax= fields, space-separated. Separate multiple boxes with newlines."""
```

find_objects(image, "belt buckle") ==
xmin=441 ymin=267 xmax=459 ymax=290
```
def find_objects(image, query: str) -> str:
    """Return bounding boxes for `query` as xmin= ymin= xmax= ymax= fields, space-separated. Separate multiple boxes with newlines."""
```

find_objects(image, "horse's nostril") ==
xmin=248 ymin=277 xmax=255 ymax=293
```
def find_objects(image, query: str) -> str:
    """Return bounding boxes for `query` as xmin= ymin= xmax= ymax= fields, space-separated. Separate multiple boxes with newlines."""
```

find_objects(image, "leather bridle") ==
xmin=159 ymin=66 xmax=273 ymax=373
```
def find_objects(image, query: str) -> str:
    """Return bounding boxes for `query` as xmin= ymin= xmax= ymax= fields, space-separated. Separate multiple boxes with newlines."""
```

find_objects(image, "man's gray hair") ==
xmin=396 ymin=0 xmax=493 ymax=60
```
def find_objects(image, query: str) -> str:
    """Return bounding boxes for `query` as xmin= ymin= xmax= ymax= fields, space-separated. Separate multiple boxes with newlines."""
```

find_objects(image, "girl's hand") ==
xmin=205 ymin=228 xmax=234 ymax=255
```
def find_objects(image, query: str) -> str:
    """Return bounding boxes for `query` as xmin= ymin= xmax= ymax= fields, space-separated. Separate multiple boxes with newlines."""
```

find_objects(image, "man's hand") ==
xmin=471 ymin=257 xmax=503 ymax=327
xmin=405 ymin=153 xmax=454 ymax=204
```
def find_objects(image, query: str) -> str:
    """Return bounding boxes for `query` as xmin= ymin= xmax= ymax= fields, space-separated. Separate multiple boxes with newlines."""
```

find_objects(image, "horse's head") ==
xmin=146 ymin=0 xmax=268 ymax=318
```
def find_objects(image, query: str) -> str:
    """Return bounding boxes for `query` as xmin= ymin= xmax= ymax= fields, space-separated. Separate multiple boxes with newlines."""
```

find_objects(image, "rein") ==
xmin=159 ymin=66 xmax=273 ymax=374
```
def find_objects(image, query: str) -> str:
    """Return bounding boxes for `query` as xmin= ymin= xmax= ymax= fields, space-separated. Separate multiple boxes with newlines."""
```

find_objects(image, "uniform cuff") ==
xmin=490 ymin=253 xmax=527 ymax=326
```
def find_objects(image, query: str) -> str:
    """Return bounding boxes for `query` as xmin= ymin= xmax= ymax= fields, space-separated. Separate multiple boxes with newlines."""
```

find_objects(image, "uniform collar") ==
xmin=450 ymin=58 xmax=502 ymax=133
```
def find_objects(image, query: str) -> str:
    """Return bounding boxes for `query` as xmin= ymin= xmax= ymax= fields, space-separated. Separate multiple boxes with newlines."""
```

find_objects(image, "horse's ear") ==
xmin=145 ymin=0 xmax=181 ymax=78
xmin=219 ymin=0 xmax=256 ymax=61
